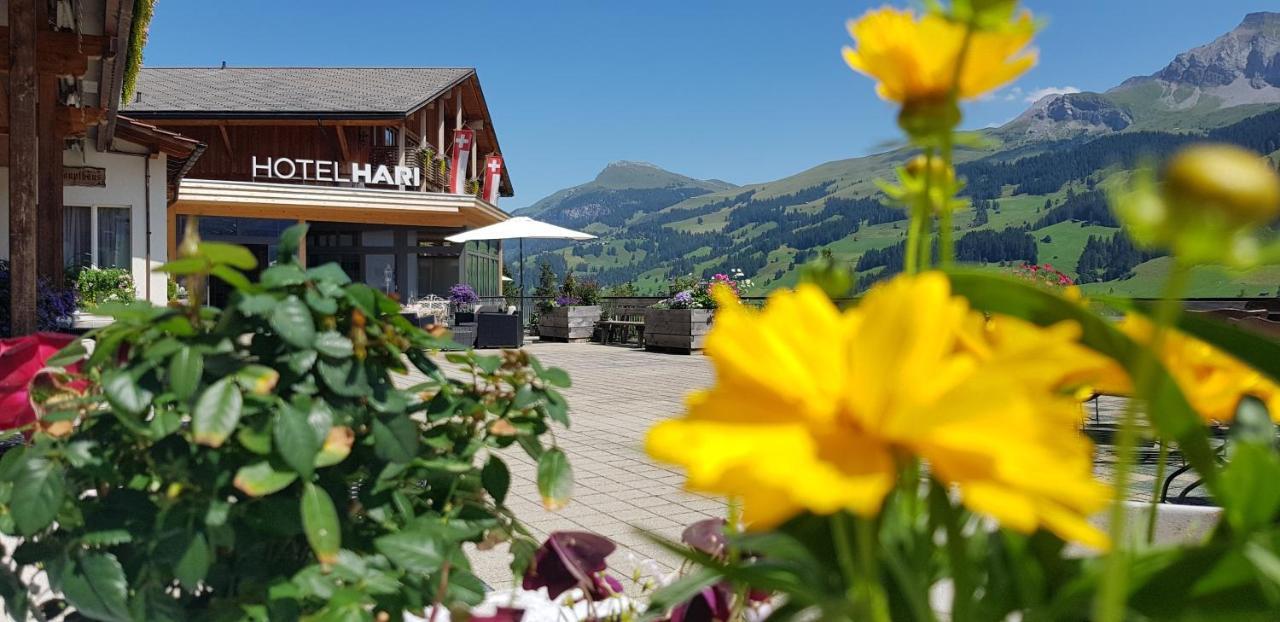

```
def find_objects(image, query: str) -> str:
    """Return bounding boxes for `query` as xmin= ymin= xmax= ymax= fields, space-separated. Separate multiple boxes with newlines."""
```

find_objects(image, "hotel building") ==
xmin=122 ymin=66 xmax=511 ymax=304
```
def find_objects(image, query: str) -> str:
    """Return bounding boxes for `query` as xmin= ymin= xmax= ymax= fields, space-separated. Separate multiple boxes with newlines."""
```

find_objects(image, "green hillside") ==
xmin=513 ymin=14 xmax=1280 ymax=298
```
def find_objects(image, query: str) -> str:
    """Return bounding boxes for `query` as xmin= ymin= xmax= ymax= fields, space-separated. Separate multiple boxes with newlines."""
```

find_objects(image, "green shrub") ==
xmin=75 ymin=267 xmax=136 ymax=309
xmin=8 ymin=223 xmax=574 ymax=620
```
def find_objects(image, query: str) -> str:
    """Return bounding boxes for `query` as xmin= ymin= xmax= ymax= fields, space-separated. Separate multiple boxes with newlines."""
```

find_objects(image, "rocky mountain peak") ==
xmin=1150 ymin=12 xmax=1280 ymax=90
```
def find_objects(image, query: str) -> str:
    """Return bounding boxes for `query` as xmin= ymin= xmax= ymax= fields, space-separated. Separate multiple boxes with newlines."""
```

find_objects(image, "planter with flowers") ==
xmin=645 ymin=272 xmax=747 ymax=353
xmin=539 ymin=275 xmax=602 ymax=342
xmin=449 ymin=282 xmax=480 ymax=325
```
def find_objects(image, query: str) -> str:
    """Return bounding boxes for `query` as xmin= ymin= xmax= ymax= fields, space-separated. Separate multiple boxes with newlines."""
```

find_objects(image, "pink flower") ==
xmin=0 ymin=333 xmax=81 ymax=431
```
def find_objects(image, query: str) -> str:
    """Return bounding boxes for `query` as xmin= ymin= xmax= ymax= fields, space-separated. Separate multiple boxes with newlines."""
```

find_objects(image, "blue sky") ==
xmin=143 ymin=1 xmax=1273 ymax=210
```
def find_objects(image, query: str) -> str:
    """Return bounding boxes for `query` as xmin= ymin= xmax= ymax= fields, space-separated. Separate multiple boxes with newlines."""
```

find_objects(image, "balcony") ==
xmin=369 ymin=146 xmax=452 ymax=193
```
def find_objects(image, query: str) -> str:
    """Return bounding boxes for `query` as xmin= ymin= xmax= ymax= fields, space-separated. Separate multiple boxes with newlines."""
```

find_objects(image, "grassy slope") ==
xmin=552 ymin=102 xmax=1279 ymax=296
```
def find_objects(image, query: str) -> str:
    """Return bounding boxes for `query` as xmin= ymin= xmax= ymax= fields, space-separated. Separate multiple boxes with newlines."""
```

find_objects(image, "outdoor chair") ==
xmin=476 ymin=310 xmax=523 ymax=349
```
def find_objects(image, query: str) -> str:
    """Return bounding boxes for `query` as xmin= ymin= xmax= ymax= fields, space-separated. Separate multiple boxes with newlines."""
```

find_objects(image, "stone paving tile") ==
xmin=398 ymin=342 xmax=1186 ymax=591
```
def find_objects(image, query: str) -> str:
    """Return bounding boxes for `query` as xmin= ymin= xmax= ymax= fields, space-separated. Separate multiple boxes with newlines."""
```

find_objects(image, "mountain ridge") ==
xmin=513 ymin=13 xmax=1280 ymax=298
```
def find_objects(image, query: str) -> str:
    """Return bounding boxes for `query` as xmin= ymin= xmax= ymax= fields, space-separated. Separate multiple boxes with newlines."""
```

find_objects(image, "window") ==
xmin=97 ymin=207 xmax=131 ymax=269
xmin=64 ymin=206 xmax=92 ymax=269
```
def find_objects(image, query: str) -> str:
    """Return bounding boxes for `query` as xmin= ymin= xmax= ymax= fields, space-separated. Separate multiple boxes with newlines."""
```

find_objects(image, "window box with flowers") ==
xmin=645 ymin=272 xmax=748 ymax=353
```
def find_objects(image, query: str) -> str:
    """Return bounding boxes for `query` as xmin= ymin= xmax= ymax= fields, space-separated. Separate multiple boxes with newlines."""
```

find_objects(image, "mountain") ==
xmin=1000 ymin=12 xmax=1280 ymax=142
xmin=516 ymin=161 xmax=735 ymax=233
xmin=515 ymin=14 xmax=1280 ymax=298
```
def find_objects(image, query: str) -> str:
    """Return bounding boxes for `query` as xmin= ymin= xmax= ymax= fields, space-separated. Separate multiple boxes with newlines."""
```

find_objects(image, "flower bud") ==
xmin=898 ymin=98 xmax=962 ymax=141
xmin=1163 ymin=144 xmax=1280 ymax=227
xmin=904 ymin=154 xmax=956 ymax=186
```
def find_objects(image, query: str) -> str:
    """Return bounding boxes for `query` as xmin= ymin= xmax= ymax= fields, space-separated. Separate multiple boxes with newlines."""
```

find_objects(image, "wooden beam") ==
xmin=0 ymin=28 xmax=108 ymax=76
xmin=96 ymin=0 xmax=132 ymax=152
xmin=335 ymin=126 xmax=351 ymax=162
xmin=8 ymin=0 xmax=38 ymax=335
xmin=0 ymin=105 xmax=105 ymax=136
xmin=218 ymin=124 xmax=233 ymax=155
xmin=37 ymin=75 xmax=64 ymax=287
xmin=131 ymin=118 xmax=401 ymax=127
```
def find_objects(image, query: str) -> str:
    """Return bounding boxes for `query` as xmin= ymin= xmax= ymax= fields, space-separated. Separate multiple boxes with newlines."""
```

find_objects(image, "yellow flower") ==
xmin=1104 ymin=315 xmax=1280 ymax=424
xmin=647 ymin=274 xmax=1111 ymax=549
xmin=842 ymin=7 xmax=1037 ymax=104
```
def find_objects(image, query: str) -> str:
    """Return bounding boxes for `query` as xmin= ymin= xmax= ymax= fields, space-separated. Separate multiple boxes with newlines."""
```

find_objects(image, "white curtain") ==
xmin=63 ymin=205 xmax=92 ymax=269
xmin=97 ymin=207 xmax=131 ymax=269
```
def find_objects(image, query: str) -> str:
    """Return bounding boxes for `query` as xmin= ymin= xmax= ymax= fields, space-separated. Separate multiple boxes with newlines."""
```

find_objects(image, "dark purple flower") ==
xmin=681 ymin=518 xmax=727 ymax=560
xmin=669 ymin=582 xmax=732 ymax=622
xmin=554 ymin=295 xmax=581 ymax=307
xmin=449 ymin=283 xmax=480 ymax=306
xmin=522 ymin=532 xmax=616 ymax=599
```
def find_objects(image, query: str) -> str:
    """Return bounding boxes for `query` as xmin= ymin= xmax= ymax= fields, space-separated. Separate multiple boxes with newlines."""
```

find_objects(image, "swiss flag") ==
xmin=449 ymin=129 xmax=475 ymax=195
xmin=484 ymin=155 xmax=504 ymax=205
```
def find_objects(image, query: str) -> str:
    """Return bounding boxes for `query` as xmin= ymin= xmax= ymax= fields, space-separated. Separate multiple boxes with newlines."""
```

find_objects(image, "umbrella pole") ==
xmin=519 ymin=238 xmax=525 ymax=335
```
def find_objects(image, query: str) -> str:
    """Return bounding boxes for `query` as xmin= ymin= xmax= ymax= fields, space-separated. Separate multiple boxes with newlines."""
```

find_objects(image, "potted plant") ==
xmin=538 ymin=274 xmax=602 ymax=342
xmin=2 ymin=223 xmax=576 ymax=620
xmin=645 ymin=272 xmax=745 ymax=353
xmin=450 ymin=282 xmax=480 ymax=324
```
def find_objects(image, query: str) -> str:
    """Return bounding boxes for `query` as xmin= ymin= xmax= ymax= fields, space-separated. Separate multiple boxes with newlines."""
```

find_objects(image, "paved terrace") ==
xmin=398 ymin=341 xmax=1166 ymax=589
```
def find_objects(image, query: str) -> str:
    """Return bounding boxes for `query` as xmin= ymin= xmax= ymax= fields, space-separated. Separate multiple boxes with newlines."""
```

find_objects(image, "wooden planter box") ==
xmin=644 ymin=308 xmax=713 ymax=353
xmin=538 ymin=306 xmax=602 ymax=342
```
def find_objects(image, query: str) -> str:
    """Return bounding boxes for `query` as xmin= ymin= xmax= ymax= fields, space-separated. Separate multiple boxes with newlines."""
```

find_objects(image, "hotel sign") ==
xmin=252 ymin=156 xmax=421 ymax=187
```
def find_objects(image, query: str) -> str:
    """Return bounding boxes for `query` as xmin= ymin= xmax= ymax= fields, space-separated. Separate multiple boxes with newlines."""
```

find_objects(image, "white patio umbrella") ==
xmin=445 ymin=216 xmax=596 ymax=322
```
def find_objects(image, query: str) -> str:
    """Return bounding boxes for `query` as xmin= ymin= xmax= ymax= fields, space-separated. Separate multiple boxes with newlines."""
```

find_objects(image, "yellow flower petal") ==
xmin=842 ymin=7 xmax=1038 ymax=104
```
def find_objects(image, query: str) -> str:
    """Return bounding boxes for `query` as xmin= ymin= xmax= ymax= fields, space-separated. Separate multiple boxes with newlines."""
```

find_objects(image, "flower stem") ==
xmin=833 ymin=513 xmax=890 ymax=622
xmin=1094 ymin=260 xmax=1191 ymax=622
xmin=906 ymin=205 xmax=923 ymax=276
xmin=1143 ymin=262 xmax=1192 ymax=541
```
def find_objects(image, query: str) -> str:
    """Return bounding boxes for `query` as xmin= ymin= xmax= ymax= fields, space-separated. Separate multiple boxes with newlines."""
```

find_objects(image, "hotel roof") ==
xmin=124 ymin=67 xmax=475 ymax=118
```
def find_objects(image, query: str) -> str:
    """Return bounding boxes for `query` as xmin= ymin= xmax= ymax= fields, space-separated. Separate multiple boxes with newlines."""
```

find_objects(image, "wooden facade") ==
xmin=130 ymin=73 xmax=510 ymax=196
xmin=3 ymin=0 xmax=134 ymax=334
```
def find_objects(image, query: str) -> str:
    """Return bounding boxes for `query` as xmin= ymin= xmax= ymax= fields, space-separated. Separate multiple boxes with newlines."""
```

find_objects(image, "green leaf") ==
xmin=542 ymin=366 xmax=572 ymax=388
xmin=174 ymin=532 xmax=211 ymax=590
xmin=1218 ymin=443 xmax=1280 ymax=533
xmin=168 ymin=346 xmax=203 ymax=401
xmin=210 ymin=264 xmax=256 ymax=292
xmin=305 ymin=288 xmax=338 ymax=315
xmin=45 ymin=338 xmax=87 ymax=368
xmin=10 ymin=455 xmax=65 ymax=535
xmin=199 ymin=241 xmax=258 ymax=269
xmin=371 ymin=415 xmax=417 ymax=464
xmin=301 ymin=483 xmax=341 ymax=565
xmin=57 ymin=553 xmax=132 ymax=622
xmin=192 ymin=378 xmax=243 ymax=448
xmin=946 ymin=270 xmax=1219 ymax=487
xmin=275 ymin=405 xmax=321 ymax=478
xmin=261 ymin=263 xmax=308 ymax=289
xmin=374 ymin=528 xmax=447 ymax=575
xmin=238 ymin=293 xmax=280 ymax=316
xmin=544 ymin=389 xmax=571 ymax=429
xmin=316 ymin=358 xmax=370 ymax=397
xmin=234 ymin=364 xmax=281 ymax=396
xmin=156 ymin=256 xmax=209 ymax=275
xmin=102 ymin=370 xmax=154 ymax=417
xmin=278 ymin=223 xmax=309 ymax=263
xmin=536 ymin=447 xmax=573 ymax=511
xmin=644 ymin=568 xmax=723 ymax=620
xmin=314 ymin=331 xmax=354 ymax=358
xmin=482 ymin=455 xmax=510 ymax=506
xmin=305 ymin=262 xmax=352 ymax=286
xmin=270 ymin=296 xmax=317 ymax=349
xmin=233 ymin=461 xmax=297 ymax=497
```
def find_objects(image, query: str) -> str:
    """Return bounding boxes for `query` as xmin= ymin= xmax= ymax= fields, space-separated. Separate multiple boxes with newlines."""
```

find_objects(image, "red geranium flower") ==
xmin=0 ymin=332 xmax=82 ymax=431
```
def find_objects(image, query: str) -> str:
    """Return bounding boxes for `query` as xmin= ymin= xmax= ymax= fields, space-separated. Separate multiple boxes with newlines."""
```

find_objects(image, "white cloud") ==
xmin=1023 ymin=86 xmax=1081 ymax=103
xmin=1002 ymin=86 xmax=1024 ymax=102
